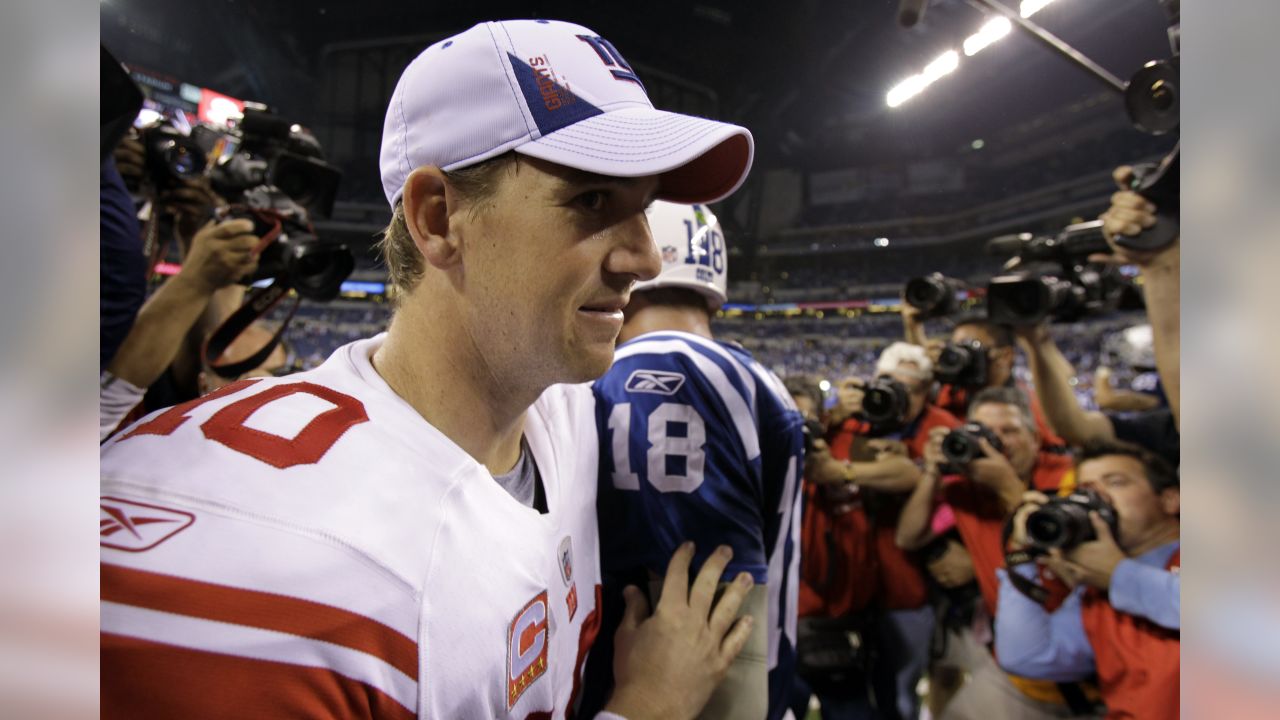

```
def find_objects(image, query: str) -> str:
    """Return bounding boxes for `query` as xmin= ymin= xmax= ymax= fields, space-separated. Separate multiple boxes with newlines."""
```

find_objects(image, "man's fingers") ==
xmin=1022 ymin=490 xmax=1049 ymax=505
xmin=977 ymin=437 xmax=1001 ymax=459
xmin=1088 ymin=511 xmax=1115 ymax=542
xmin=658 ymin=541 xmax=694 ymax=608
xmin=688 ymin=545 xmax=733 ymax=615
xmin=708 ymin=572 xmax=753 ymax=637
xmin=617 ymin=584 xmax=650 ymax=635
xmin=205 ymin=219 xmax=256 ymax=239
xmin=1112 ymin=165 xmax=1135 ymax=189
xmin=717 ymin=615 xmax=754 ymax=667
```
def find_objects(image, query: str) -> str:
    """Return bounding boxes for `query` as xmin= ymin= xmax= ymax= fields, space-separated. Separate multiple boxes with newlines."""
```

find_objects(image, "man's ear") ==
xmin=1160 ymin=486 xmax=1180 ymax=517
xmin=402 ymin=166 xmax=461 ymax=269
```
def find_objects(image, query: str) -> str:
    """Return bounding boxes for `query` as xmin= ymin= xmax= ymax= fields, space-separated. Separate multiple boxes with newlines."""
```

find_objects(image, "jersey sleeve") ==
xmin=594 ymin=341 xmax=768 ymax=583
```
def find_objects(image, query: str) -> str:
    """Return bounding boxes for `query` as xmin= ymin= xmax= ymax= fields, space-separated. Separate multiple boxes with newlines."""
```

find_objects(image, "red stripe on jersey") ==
xmin=101 ymin=563 xmax=418 ymax=678
xmin=566 ymin=584 xmax=603 ymax=720
xmin=102 ymin=632 xmax=415 ymax=720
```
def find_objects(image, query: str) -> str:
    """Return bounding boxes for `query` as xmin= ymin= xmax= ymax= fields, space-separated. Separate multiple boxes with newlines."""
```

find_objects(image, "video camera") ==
xmin=210 ymin=105 xmax=352 ymax=301
xmin=984 ymin=220 xmax=1140 ymax=326
xmin=1025 ymin=487 xmax=1119 ymax=551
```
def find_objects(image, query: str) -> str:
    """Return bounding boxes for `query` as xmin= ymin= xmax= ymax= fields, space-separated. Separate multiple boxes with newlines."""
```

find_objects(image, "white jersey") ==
xmin=100 ymin=334 xmax=603 ymax=720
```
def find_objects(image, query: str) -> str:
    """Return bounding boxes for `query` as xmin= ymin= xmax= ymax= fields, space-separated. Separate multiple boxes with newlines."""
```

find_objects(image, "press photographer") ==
xmin=896 ymin=387 xmax=1086 ymax=718
xmin=798 ymin=342 xmax=960 ymax=719
xmin=929 ymin=317 xmax=1066 ymax=449
xmin=996 ymin=441 xmax=1179 ymax=720
xmin=99 ymin=99 xmax=350 ymax=438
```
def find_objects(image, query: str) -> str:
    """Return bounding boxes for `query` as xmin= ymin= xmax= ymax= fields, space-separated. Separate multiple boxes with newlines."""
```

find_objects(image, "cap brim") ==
xmin=514 ymin=107 xmax=754 ymax=204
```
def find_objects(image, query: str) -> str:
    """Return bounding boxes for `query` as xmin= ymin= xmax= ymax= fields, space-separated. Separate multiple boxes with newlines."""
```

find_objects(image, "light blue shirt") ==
xmin=994 ymin=540 xmax=1179 ymax=681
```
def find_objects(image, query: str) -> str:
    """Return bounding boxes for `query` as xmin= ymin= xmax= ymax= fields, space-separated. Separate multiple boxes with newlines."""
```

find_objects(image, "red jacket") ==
xmin=1082 ymin=548 xmax=1180 ymax=719
xmin=939 ymin=452 xmax=1075 ymax=616
xmin=798 ymin=404 xmax=960 ymax=616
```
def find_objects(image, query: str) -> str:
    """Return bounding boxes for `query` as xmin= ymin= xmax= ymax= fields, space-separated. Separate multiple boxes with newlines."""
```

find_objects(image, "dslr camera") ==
xmin=940 ymin=421 xmax=1003 ymax=472
xmin=903 ymin=273 xmax=966 ymax=320
xmin=985 ymin=220 xmax=1140 ymax=326
xmin=1025 ymin=488 xmax=1120 ymax=551
xmin=934 ymin=339 xmax=989 ymax=388
xmin=860 ymin=377 xmax=912 ymax=432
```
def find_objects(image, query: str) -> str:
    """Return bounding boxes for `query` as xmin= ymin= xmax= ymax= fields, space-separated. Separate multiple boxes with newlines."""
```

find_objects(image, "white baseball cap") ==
xmin=635 ymin=201 xmax=728 ymax=310
xmin=380 ymin=19 xmax=754 ymax=209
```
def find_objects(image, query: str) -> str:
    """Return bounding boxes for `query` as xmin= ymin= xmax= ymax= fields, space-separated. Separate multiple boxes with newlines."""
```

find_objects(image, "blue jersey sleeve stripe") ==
xmin=623 ymin=331 xmax=757 ymax=413
xmin=748 ymin=362 xmax=800 ymax=414
xmin=613 ymin=339 xmax=761 ymax=461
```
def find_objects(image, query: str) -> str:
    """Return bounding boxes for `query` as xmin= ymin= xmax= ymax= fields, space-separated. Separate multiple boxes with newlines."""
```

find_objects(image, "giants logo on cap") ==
xmin=507 ymin=591 xmax=549 ymax=709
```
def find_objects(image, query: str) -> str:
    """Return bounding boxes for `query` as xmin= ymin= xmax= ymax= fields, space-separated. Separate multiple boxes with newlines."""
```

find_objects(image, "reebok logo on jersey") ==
xmin=624 ymin=369 xmax=686 ymax=396
xmin=100 ymin=497 xmax=195 ymax=552
xmin=507 ymin=591 xmax=549 ymax=709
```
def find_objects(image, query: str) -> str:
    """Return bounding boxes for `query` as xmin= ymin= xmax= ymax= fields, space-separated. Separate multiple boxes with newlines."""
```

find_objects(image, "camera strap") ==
xmin=202 ymin=280 xmax=300 ymax=380
xmin=1001 ymin=514 xmax=1052 ymax=605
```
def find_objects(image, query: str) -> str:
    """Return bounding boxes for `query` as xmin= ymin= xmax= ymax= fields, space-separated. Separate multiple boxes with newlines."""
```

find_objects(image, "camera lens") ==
xmin=905 ymin=277 xmax=942 ymax=309
xmin=1026 ymin=511 xmax=1065 ymax=548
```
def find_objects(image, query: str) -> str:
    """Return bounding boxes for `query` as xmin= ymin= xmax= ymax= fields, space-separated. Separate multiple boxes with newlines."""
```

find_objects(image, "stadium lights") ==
xmin=1020 ymin=0 xmax=1057 ymax=18
xmin=886 ymin=50 xmax=958 ymax=107
xmin=964 ymin=17 xmax=1012 ymax=56
xmin=886 ymin=0 xmax=1061 ymax=107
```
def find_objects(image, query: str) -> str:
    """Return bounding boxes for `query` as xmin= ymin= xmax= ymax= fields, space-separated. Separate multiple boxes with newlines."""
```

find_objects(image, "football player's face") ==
xmin=458 ymin=157 xmax=661 ymax=387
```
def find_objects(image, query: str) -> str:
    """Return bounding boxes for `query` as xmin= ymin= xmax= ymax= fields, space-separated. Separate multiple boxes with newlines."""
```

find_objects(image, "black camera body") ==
xmin=904 ymin=273 xmax=965 ymax=320
xmin=1025 ymin=488 xmax=1120 ymax=551
xmin=211 ymin=107 xmax=352 ymax=301
xmin=940 ymin=421 xmax=1003 ymax=470
xmin=860 ymin=377 xmax=913 ymax=431
xmin=223 ymin=193 xmax=353 ymax=302
xmin=934 ymin=339 xmax=989 ymax=388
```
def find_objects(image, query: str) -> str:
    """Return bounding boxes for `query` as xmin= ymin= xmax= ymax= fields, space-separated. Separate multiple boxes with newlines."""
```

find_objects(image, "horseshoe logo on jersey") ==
xmin=507 ymin=591 xmax=549 ymax=709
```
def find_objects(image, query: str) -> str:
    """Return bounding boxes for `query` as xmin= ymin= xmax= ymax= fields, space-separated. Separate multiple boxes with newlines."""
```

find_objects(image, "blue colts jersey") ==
xmin=588 ymin=331 xmax=804 ymax=720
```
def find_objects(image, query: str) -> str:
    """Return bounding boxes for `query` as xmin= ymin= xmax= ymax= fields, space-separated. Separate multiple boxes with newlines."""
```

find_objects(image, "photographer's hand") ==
xmin=178 ymin=218 xmax=260 ymax=295
xmin=922 ymin=425 xmax=949 ymax=475
xmin=113 ymin=133 xmax=145 ymax=189
xmin=606 ymin=543 xmax=754 ymax=720
xmin=968 ymin=438 xmax=1024 ymax=512
xmin=1094 ymin=166 xmax=1179 ymax=268
xmin=1009 ymin=490 xmax=1050 ymax=549
xmin=159 ymin=177 xmax=224 ymax=241
xmin=806 ymin=440 xmax=852 ymax=485
xmin=829 ymin=377 xmax=865 ymax=425
xmin=1052 ymin=512 xmax=1125 ymax=590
